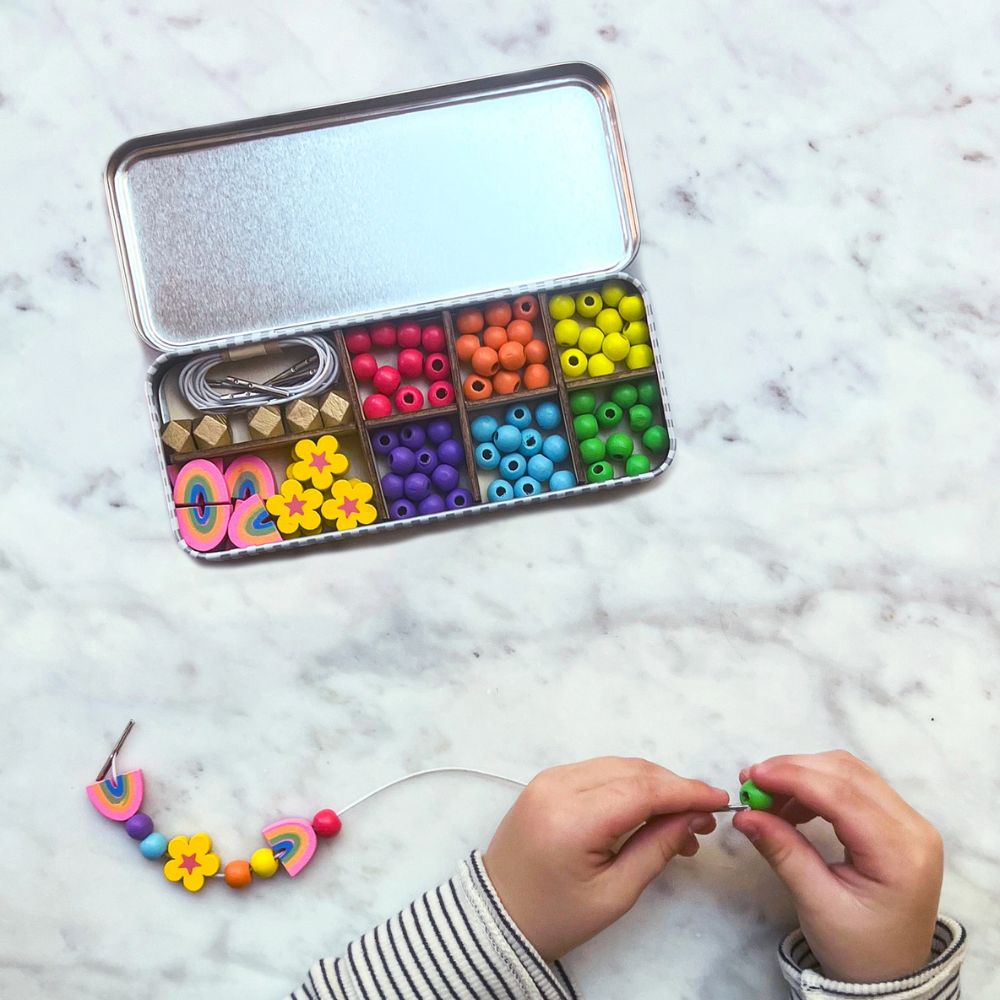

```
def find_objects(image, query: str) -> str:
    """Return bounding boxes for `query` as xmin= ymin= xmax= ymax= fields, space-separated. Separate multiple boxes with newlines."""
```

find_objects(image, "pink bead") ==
xmin=352 ymin=353 xmax=378 ymax=382
xmin=371 ymin=323 xmax=397 ymax=348
xmin=344 ymin=328 xmax=371 ymax=355
xmin=373 ymin=365 xmax=402 ymax=395
xmin=395 ymin=385 xmax=424 ymax=413
xmin=424 ymin=352 xmax=451 ymax=381
xmin=397 ymin=322 xmax=422 ymax=349
xmin=421 ymin=324 xmax=446 ymax=352
xmin=397 ymin=348 xmax=424 ymax=379
xmin=363 ymin=393 xmax=393 ymax=419
xmin=428 ymin=380 xmax=455 ymax=407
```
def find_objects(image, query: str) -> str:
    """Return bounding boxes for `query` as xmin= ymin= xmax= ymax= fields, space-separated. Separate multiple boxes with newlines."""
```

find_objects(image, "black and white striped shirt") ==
xmin=286 ymin=852 xmax=966 ymax=999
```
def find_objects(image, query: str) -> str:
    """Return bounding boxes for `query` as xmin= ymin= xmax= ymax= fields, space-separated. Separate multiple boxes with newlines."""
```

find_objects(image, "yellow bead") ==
xmin=553 ymin=318 xmax=581 ymax=347
xmin=602 ymin=332 xmax=630 ymax=362
xmin=626 ymin=344 xmax=654 ymax=370
xmin=250 ymin=848 xmax=279 ymax=878
xmin=560 ymin=348 xmax=588 ymax=379
xmin=577 ymin=326 xmax=604 ymax=356
xmin=549 ymin=294 xmax=576 ymax=321
xmin=624 ymin=320 xmax=650 ymax=346
xmin=575 ymin=290 xmax=603 ymax=319
xmin=618 ymin=294 xmax=646 ymax=322
xmin=601 ymin=280 xmax=628 ymax=307
xmin=595 ymin=308 xmax=623 ymax=334
xmin=587 ymin=353 xmax=616 ymax=377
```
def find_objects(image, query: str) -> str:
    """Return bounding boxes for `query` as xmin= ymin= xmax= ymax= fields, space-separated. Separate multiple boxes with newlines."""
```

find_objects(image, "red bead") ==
xmin=373 ymin=365 xmax=402 ymax=395
xmin=371 ymin=323 xmax=397 ymax=348
xmin=363 ymin=393 xmax=393 ymax=419
xmin=344 ymin=328 xmax=371 ymax=354
xmin=397 ymin=348 xmax=424 ymax=379
xmin=428 ymin=380 xmax=455 ymax=407
xmin=424 ymin=352 xmax=450 ymax=380
xmin=513 ymin=295 xmax=539 ymax=322
xmin=397 ymin=322 xmax=422 ymax=349
xmin=421 ymin=324 xmax=446 ymax=352
xmin=352 ymin=353 xmax=378 ymax=382
xmin=312 ymin=809 xmax=342 ymax=838
xmin=395 ymin=385 xmax=424 ymax=413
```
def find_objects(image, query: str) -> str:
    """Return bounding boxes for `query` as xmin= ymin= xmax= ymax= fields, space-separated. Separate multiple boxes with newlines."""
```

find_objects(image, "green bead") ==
xmin=642 ymin=425 xmax=669 ymax=453
xmin=610 ymin=383 xmax=639 ymax=409
xmin=595 ymin=401 xmax=623 ymax=430
xmin=605 ymin=432 xmax=634 ymax=461
xmin=635 ymin=379 xmax=658 ymax=406
xmin=569 ymin=390 xmax=596 ymax=416
xmin=586 ymin=460 xmax=615 ymax=484
xmin=628 ymin=403 xmax=653 ymax=432
xmin=573 ymin=414 xmax=599 ymax=440
xmin=738 ymin=779 xmax=774 ymax=811
xmin=625 ymin=454 xmax=651 ymax=476
xmin=578 ymin=437 xmax=606 ymax=464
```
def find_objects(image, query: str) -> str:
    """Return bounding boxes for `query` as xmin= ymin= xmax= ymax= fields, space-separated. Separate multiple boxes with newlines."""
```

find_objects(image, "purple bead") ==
xmin=388 ymin=446 xmax=416 ymax=476
xmin=381 ymin=473 xmax=405 ymax=502
xmin=426 ymin=417 xmax=453 ymax=444
xmin=414 ymin=446 xmax=438 ymax=473
xmin=125 ymin=812 xmax=154 ymax=841
xmin=418 ymin=494 xmax=446 ymax=516
xmin=371 ymin=429 xmax=399 ymax=456
xmin=403 ymin=472 xmax=432 ymax=502
xmin=437 ymin=438 xmax=464 ymax=467
xmin=399 ymin=423 xmax=426 ymax=449
xmin=390 ymin=498 xmax=416 ymax=520
xmin=431 ymin=463 xmax=460 ymax=494
xmin=446 ymin=488 xmax=473 ymax=510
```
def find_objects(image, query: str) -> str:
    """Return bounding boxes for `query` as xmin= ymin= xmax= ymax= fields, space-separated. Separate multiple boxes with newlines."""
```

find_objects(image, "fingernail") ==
xmin=689 ymin=816 xmax=713 ymax=835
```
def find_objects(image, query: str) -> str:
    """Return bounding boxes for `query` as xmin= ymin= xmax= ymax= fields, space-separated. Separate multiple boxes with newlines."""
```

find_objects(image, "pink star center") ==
xmin=286 ymin=497 xmax=306 ymax=516
xmin=179 ymin=854 xmax=200 ymax=874
xmin=339 ymin=497 xmax=359 ymax=516
xmin=309 ymin=452 xmax=329 ymax=472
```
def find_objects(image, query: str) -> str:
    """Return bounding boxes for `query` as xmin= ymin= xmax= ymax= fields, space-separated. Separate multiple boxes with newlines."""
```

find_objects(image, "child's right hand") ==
xmin=733 ymin=750 xmax=944 ymax=983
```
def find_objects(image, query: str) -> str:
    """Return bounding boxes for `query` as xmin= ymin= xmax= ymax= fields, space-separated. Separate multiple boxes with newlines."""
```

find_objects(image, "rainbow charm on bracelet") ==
xmin=85 ymin=722 xmax=342 ymax=893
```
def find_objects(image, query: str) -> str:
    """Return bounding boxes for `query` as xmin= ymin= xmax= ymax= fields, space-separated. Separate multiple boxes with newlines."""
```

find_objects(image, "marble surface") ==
xmin=2 ymin=2 xmax=998 ymax=997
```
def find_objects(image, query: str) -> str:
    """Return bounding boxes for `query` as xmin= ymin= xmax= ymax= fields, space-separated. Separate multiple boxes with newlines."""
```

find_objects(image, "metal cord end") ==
xmin=95 ymin=720 xmax=135 ymax=781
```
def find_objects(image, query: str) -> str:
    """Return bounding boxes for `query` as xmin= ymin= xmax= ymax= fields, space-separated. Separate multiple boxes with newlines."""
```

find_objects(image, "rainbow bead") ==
xmin=261 ymin=817 xmax=317 ymax=877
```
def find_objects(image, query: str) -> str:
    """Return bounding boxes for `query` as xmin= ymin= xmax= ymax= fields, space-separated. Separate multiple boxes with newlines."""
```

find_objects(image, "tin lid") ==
xmin=106 ymin=63 xmax=639 ymax=353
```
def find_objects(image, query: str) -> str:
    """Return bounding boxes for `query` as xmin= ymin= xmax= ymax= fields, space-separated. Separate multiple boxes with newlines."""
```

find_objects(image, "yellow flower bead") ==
xmin=553 ymin=318 xmax=581 ymax=347
xmin=575 ymin=290 xmax=602 ymax=318
xmin=250 ymin=848 xmax=279 ymax=878
xmin=601 ymin=280 xmax=628 ymax=308
xmin=577 ymin=326 xmax=604 ymax=356
xmin=548 ymin=294 xmax=576 ymax=321
xmin=587 ymin=353 xmax=616 ymax=377
xmin=560 ymin=348 xmax=588 ymax=379
xmin=595 ymin=308 xmax=623 ymax=335
xmin=265 ymin=479 xmax=324 ymax=535
xmin=163 ymin=833 xmax=221 ymax=892
xmin=601 ymin=332 xmax=630 ymax=362
xmin=618 ymin=294 xmax=646 ymax=322
xmin=322 ymin=478 xmax=378 ymax=531
xmin=626 ymin=344 xmax=654 ymax=370
xmin=624 ymin=320 xmax=650 ymax=346
xmin=290 ymin=435 xmax=349 ymax=490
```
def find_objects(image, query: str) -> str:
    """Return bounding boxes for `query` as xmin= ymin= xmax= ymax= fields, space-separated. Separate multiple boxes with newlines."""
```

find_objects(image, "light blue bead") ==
xmin=139 ymin=832 xmax=167 ymax=860
xmin=534 ymin=401 xmax=562 ymax=431
xmin=470 ymin=415 xmax=499 ymax=443
xmin=549 ymin=469 xmax=577 ymax=492
xmin=493 ymin=425 xmax=522 ymax=454
xmin=518 ymin=428 xmax=543 ymax=457
xmin=474 ymin=442 xmax=501 ymax=470
xmin=487 ymin=478 xmax=514 ymax=503
xmin=514 ymin=476 xmax=543 ymax=498
xmin=541 ymin=434 xmax=569 ymax=463
xmin=526 ymin=454 xmax=554 ymax=483
xmin=499 ymin=453 xmax=527 ymax=481
xmin=505 ymin=403 xmax=533 ymax=429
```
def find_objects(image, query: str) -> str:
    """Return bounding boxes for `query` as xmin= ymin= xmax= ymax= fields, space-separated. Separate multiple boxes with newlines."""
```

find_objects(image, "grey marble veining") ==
xmin=1 ymin=2 xmax=998 ymax=998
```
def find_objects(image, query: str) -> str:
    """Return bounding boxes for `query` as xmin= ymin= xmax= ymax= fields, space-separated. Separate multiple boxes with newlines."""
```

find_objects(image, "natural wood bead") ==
xmin=318 ymin=391 xmax=351 ymax=428
xmin=161 ymin=419 xmax=194 ymax=455
xmin=192 ymin=413 xmax=231 ymax=450
xmin=247 ymin=405 xmax=285 ymax=440
xmin=284 ymin=398 xmax=323 ymax=435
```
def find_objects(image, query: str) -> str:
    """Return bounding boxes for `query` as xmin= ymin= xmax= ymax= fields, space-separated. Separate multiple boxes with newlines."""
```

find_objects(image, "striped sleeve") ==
xmin=778 ymin=917 xmax=966 ymax=999
xmin=285 ymin=851 xmax=577 ymax=1000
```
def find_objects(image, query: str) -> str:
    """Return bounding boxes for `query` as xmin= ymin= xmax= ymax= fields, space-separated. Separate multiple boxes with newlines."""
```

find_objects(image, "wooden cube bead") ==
xmin=192 ymin=413 xmax=232 ymax=450
xmin=318 ymin=391 xmax=351 ymax=428
xmin=161 ymin=419 xmax=194 ymax=455
xmin=248 ymin=404 xmax=285 ymax=440
xmin=284 ymin=398 xmax=323 ymax=435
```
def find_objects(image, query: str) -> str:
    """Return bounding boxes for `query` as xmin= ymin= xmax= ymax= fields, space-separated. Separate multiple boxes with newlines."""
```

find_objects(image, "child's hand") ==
xmin=483 ymin=757 xmax=729 ymax=961
xmin=733 ymin=751 xmax=943 ymax=983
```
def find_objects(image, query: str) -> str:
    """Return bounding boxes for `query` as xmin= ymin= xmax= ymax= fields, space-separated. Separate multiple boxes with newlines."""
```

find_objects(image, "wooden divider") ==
xmin=442 ymin=309 xmax=483 ymax=504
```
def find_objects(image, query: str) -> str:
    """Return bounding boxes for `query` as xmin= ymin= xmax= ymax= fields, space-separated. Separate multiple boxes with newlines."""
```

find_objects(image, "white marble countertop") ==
xmin=2 ymin=2 xmax=998 ymax=997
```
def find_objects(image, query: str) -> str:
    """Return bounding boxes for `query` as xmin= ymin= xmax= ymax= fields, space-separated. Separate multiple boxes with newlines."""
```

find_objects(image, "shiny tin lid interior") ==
xmin=107 ymin=64 xmax=639 ymax=352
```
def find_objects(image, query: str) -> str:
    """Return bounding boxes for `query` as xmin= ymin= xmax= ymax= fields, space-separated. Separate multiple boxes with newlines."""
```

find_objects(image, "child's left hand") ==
xmin=483 ymin=757 xmax=729 ymax=961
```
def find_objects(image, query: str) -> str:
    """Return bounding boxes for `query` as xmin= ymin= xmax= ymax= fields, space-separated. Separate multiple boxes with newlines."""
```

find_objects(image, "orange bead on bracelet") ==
xmin=463 ymin=374 xmax=493 ymax=401
xmin=224 ymin=859 xmax=253 ymax=888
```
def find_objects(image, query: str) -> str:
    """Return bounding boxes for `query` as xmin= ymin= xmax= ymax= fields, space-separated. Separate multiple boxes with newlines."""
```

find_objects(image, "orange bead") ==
xmin=523 ymin=364 xmax=551 ymax=390
xmin=524 ymin=339 xmax=549 ymax=365
xmin=463 ymin=374 xmax=493 ymax=401
xmin=493 ymin=370 xmax=522 ymax=395
xmin=471 ymin=345 xmax=500 ymax=376
xmin=513 ymin=295 xmax=539 ymax=322
xmin=224 ymin=860 xmax=253 ymax=889
xmin=456 ymin=309 xmax=485 ymax=335
xmin=506 ymin=319 xmax=534 ymax=346
xmin=456 ymin=334 xmax=480 ymax=362
xmin=484 ymin=301 xmax=513 ymax=327
xmin=498 ymin=341 xmax=526 ymax=371
xmin=482 ymin=325 xmax=508 ymax=351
